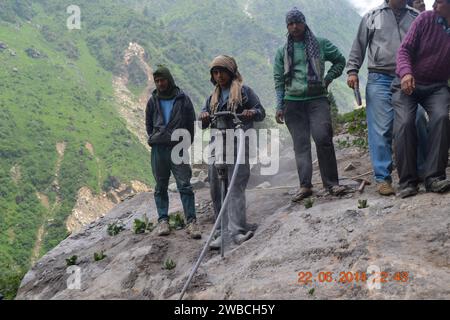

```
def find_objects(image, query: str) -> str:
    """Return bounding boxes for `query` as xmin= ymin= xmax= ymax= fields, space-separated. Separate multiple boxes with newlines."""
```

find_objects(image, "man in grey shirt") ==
xmin=346 ymin=0 xmax=428 ymax=196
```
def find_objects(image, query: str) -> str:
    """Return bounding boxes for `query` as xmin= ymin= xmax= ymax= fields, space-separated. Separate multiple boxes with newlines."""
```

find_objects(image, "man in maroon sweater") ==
xmin=392 ymin=0 xmax=450 ymax=198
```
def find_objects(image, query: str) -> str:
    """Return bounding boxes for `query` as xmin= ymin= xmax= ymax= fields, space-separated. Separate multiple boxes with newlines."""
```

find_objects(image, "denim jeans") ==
xmin=366 ymin=72 xmax=428 ymax=183
xmin=151 ymin=145 xmax=196 ymax=223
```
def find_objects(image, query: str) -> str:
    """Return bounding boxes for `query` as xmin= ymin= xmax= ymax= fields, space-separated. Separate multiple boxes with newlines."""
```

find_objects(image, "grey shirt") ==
xmin=346 ymin=2 xmax=419 ymax=76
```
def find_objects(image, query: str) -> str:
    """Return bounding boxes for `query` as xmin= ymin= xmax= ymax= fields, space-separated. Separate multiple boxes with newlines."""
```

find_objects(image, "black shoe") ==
xmin=426 ymin=179 xmax=450 ymax=193
xmin=398 ymin=185 xmax=419 ymax=199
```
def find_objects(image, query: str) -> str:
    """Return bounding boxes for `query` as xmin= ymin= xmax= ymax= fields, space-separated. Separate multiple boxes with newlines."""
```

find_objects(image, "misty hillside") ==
xmin=1 ymin=0 xmax=363 ymax=299
xmin=121 ymin=0 xmax=362 ymax=109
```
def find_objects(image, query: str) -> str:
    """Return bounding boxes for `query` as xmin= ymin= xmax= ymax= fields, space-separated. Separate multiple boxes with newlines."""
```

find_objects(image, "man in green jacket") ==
xmin=274 ymin=7 xmax=347 ymax=202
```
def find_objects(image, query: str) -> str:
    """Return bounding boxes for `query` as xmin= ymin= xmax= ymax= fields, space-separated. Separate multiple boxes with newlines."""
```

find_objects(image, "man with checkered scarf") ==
xmin=273 ymin=7 xmax=348 ymax=202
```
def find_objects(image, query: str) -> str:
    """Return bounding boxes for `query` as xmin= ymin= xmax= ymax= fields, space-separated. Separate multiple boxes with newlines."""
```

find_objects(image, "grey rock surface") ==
xmin=16 ymin=145 xmax=450 ymax=300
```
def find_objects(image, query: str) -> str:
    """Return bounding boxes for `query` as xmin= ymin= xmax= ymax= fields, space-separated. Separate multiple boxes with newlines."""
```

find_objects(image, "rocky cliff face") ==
xmin=66 ymin=181 xmax=153 ymax=234
xmin=16 ymin=143 xmax=450 ymax=300
xmin=112 ymin=42 xmax=155 ymax=150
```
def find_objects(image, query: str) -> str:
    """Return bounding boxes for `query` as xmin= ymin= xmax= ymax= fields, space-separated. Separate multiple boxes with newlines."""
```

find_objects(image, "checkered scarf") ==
xmin=284 ymin=7 xmax=322 ymax=86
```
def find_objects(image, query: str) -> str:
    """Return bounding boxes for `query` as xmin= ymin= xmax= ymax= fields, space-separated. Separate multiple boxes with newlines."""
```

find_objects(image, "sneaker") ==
xmin=377 ymin=182 xmax=395 ymax=196
xmin=186 ymin=220 xmax=201 ymax=239
xmin=156 ymin=220 xmax=170 ymax=236
xmin=233 ymin=231 xmax=254 ymax=245
xmin=291 ymin=187 xmax=313 ymax=202
xmin=426 ymin=179 xmax=450 ymax=193
xmin=329 ymin=185 xmax=348 ymax=196
xmin=398 ymin=185 xmax=419 ymax=199
xmin=209 ymin=235 xmax=222 ymax=250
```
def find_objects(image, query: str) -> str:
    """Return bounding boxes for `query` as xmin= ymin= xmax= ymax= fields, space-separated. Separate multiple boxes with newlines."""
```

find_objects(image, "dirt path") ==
xmin=35 ymin=192 xmax=50 ymax=210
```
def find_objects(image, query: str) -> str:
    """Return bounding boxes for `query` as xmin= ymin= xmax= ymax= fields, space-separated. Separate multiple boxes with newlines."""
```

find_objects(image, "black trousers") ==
xmin=284 ymin=98 xmax=339 ymax=189
xmin=392 ymin=77 xmax=450 ymax=189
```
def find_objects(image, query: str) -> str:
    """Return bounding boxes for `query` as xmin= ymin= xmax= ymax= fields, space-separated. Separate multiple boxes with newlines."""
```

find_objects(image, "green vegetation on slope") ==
xmin=0 ymin=3 xmax=155 ymax=299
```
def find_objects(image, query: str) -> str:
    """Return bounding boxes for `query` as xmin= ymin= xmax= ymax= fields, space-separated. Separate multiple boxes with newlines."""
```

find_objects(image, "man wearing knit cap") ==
xmin=347 ymin=0 xmax=428 ymax=197
xmin=200 ymin=55 xmax=265 ymax=250
xmin=273 ymin=7 xmax=347 ymax=202
xmin=145 ymin=66 xmax=201 ymax=239
xmin=391 ymin=0 xmax=450 ymax=197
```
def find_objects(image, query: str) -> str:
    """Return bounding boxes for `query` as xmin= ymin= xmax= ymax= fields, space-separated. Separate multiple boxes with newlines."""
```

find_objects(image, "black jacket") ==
xmin=145 ymin=89 xmax=196 ymax=146
xmin=200 ymin=85 xmax=266 ymax=130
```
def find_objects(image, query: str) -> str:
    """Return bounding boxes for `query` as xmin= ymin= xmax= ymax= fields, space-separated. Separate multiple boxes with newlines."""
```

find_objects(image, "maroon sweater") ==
xmin=396 ymin=11 xmax=450 ymax=85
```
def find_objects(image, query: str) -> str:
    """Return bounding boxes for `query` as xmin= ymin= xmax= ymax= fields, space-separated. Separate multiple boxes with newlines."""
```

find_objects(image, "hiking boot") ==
xmin=328 ymin=185 xmax=348 ymax=196
xmin=377 ymin=182 xmax=395 ymax=196
xmin=426 ymin=179 xmax=450 ymax=193
xmin=398 ymin=185 xmax=419 ymax=199
xmin=186 ymin=220 xmax=201 ymax=239
xmin=156 ymin=220 xmax=170 ymax=236
xmin=233 ymin=231 xmax=254 ymax=245
xmin=291 ymin=187 xmax=313 ymax=202
xmin=209 ymin=235 xmax=222 ymax=250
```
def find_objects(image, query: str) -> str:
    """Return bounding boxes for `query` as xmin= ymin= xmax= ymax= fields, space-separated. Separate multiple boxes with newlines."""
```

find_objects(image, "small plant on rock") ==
xmin=133 ymin=218 xmax=146 ymax=234
xmin=66 ymin=255 xmax=78 ymax=266
xmin=163 ymin=258 xmax=176 ymax=270
xmin=133 ymin=216 xmax=154 ymax=234
xmin=169 ymin=213 xmax=185 ymax=230
xmin=107 ymin=221 xmax=125 ymax=236
xmin=337 ymin=137 xmax=352 ymax=149
xmin=304 ymin=198 xmax=314 ymax=209
xmin=94 ymin=251 xmax=107 ymax=261
xmin=358 ymin=199 xmax=369 ymax=209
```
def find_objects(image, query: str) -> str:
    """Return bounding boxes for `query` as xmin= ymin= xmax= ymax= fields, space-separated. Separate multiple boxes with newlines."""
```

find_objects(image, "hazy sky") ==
xmin=348 ymin=0 xmax=435 ymax=15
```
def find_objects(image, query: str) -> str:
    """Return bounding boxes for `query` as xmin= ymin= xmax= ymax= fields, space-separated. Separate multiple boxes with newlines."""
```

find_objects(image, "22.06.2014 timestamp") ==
xmin=297 ymin=271 xmax=409 ymax=284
